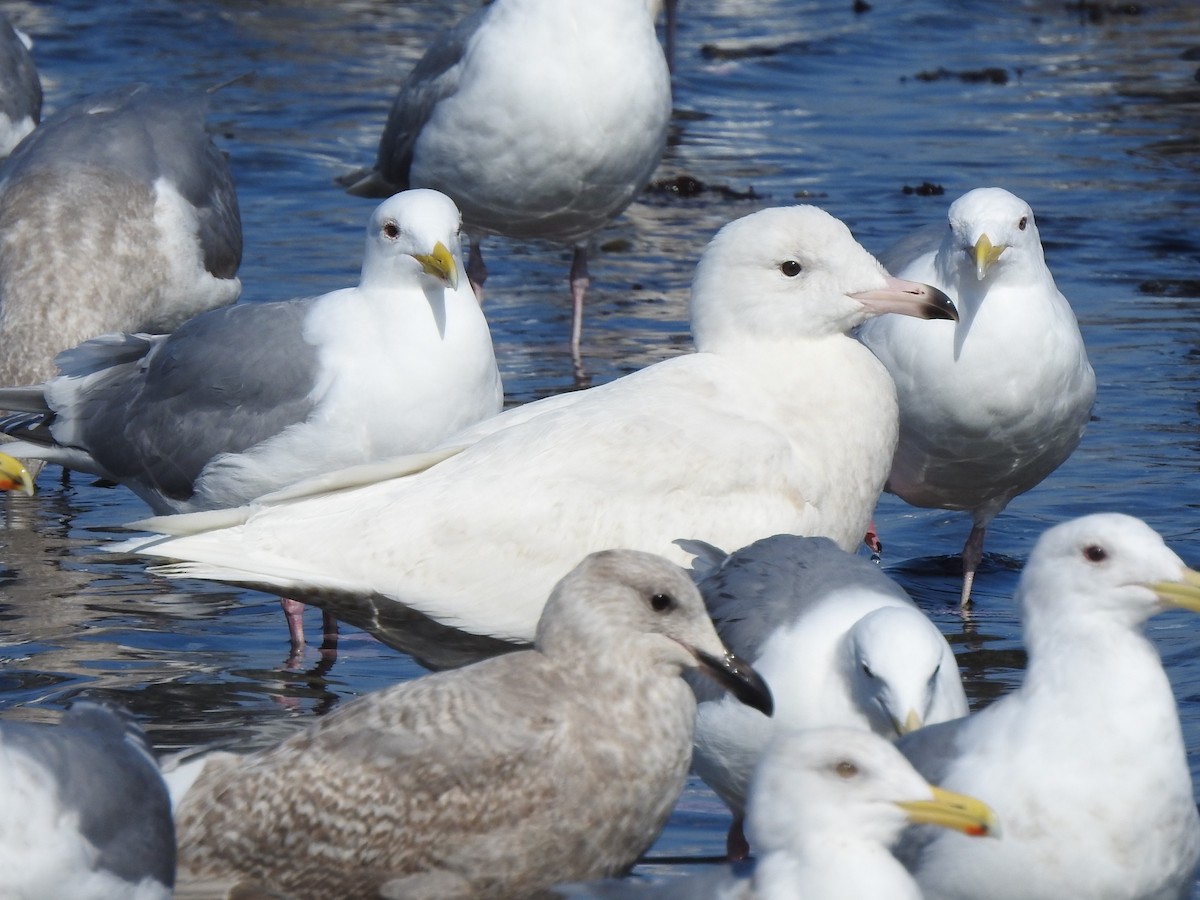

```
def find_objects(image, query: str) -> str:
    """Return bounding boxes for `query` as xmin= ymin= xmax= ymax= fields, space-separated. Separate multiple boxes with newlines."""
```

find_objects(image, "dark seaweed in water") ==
xmin=648 ymin=175 xmax=760 ymax=202
xmin=909 ymin=67 xmax=1011 ymax=85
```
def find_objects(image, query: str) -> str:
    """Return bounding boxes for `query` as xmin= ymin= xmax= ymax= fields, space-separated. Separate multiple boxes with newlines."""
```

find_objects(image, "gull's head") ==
xmin=943 ymin=187 xmax=1045 ymax=282
xmin=1019 ymin=513 xmax=1200 ymax=631
xmin=689 ymin=205 xmax=956 ymax=353
xmin=844 ymin=606 xmax=960 ymax=738
xmin=747 ymin=727 xmax=997 ymax=856
xmin=360 ymin=188 xmax=465 ymax=292
xmin=537 ymin=550 xmax=773 ymax=717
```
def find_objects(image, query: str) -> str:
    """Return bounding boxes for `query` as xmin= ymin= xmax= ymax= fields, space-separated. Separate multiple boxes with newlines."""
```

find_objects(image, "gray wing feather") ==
xmin=698 ymin=534 xmax=911 ymax=660
xmin=3 ymin=699 xmax=175 ymax=888
xmin=50 ymin=299 xmax=321 ymax=505
xmin=0 ymin=383 xmax=49 ymax=412
xmin=895 ymin=715 xmax=969 ymax=789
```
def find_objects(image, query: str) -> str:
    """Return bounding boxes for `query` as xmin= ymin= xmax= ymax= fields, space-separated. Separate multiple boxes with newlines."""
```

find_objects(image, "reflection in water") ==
xmin=0 ymin=0 xmax=1198 ymax=892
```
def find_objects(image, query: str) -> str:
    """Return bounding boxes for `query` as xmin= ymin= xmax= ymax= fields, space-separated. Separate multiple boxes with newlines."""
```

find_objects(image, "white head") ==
xmin=939 ymin=187 xmax=1046 ymax=285
xmin=842 ymin=605 xmax=965 ymax=737
xmin=747 ymin=727 xmax=995 ymax=862
xmin=689 ymin=205 xmax=957 ymax=353
xmin=1018 ymin=513 xmax=1200 ymax=638
xmin=358 ymin=188 xmax=466 ymax=292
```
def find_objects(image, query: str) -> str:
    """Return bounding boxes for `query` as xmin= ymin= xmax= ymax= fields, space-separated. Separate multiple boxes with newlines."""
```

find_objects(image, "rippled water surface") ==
xmin=2 ymin=0 xmax=1200 ymax=892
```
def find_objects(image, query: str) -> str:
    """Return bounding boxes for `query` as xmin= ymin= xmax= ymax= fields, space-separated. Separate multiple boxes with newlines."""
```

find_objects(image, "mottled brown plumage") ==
xmin=170 ymin=550 xmax=771 ymax=899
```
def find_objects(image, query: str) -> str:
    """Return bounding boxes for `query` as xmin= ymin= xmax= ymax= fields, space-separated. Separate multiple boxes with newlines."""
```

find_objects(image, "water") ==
xmin=1 ymin=0 xmax=1199 ymax=891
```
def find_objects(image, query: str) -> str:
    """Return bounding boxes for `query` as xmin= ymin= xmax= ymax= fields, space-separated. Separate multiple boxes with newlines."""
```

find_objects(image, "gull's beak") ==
xmin=411 ymin=241 xmax=459 ymax=290
xmin=851 ymin=275 xmax=959 ymax=322
xmin=894 ymin=708 xmax=923 ymax=737
xmin=694 ymin=648 xmax=774 ymax=717
xmin=1148 ymin=567 xmax=1200 ymax=613
xmin=897 ymin=784 xmax=999 ymax=838
xmin=0 ymin=452 xmax=33 ymax=496
xmin=974 ymin=234 xmax=1006 ymax=280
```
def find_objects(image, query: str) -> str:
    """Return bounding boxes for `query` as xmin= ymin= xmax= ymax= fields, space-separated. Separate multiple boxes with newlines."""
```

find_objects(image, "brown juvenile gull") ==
xmin=166 ymin=549 xmax=773 ymax=900
xmin=343 ymin=0 xmax=672 ymax=362
xmin=0 ymin=699 xmax=176 ymax=900
xmin=0 ymin=82 xmax=241 ymax=389
xmin=127 ymin=204 xmax=958 ymax=670
xmin=857 ymin=187 xmax=1095 ymax=605
xmin=896 ymin=513 xmax=1200 ymax=899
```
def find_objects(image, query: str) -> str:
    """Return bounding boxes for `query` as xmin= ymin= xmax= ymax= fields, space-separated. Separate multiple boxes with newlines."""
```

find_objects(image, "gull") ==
xmin=0 ymin=189 xmax=502 ymax=650
xmin=743 ymin=727 xmax=995 ymax=900
xmin=0 ymin=82 xmax=242 ymax=389
xmin=857 ymin=187 xmax=1095 ymax=605
xmin=128 ymin=203 xmax=958 ymax=670
xmin=167 ymin=550 xmax=773 ymax=900
xmin=556 ymin=727 xmax=997 ymax=900
xmin=0 ymin=13 xmax=40 ymax=157
xmin=343 ymin=0 xmax=672 ymax=362
xmin=689 ymin=534 xmax=968 ymax=859
xmin=896 ymin=513 xmax=1200 ymax=900
xmin=0 ymin=699 xmax=175 ymax=900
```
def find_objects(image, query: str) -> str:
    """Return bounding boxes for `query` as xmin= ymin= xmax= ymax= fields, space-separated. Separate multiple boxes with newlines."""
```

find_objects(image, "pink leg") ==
xmin=281 ymin=596 xmax=306 ymax=649
xmin=467 ymin=237 xmax=487 ymax=303
xmin=960 ymin=523 xmax=986 ymax=608
xmin=863 ymin=518 xmax=883 ymax=554
xmin=726 ymin=815 xmax=749 ymax=862
xmin=568 ymin=244 xmax=589 ymax=360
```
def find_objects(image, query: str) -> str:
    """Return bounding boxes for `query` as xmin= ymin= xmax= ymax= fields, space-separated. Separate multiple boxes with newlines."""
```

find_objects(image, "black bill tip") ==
xmin=695 ymin=649 xmax=773 ymax=717
xmin=921 ymin=285 xmax=959 ymax=321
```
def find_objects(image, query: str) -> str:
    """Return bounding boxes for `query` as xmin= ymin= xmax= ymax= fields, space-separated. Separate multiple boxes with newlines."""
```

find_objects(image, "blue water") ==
xmin=1 ymin=0 xmax=1199 ymax=891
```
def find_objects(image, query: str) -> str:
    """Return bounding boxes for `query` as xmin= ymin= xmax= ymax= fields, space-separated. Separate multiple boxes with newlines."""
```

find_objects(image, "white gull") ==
xmin=0 ymin=189 xmax=501 ymax=650
xmin=127 ymin=204 xmax=957 ymax=669
xmin=857 ymin=187 xmax=1095 ymax=605
xmin=556 ymin=727 xmax=996 ymax=900
xmin=689 ymin=534 xmax=968 ymax=858
xmin=896 ymin=513 xmax=1200 ymax=899
xmin=343 ymin=0 xmax=672 ymax=362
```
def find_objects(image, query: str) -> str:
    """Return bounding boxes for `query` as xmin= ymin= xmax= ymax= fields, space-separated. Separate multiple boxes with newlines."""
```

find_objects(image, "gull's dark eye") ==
xmin=780 ymin=260 xmax=802 ymax=277
xmin=835 ymin=760 xmax=858 ymax=779
xmin=861 ymin=663 xmax=874 ymax=678
xmin=1018 ymin=216 xmax=1028 ymax=231
xmin=1083 ymin=544 xmax=1107 ymax=563
xmin=649 ymin=593 xmax=674 ymax=612
xmin=383 ymin=221 xmax=401 ymax=240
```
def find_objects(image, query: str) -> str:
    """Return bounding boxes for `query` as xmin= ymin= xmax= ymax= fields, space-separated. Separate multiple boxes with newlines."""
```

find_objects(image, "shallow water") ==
xmin=1 ymin=0 xmax=1199 ymax=892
